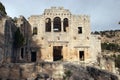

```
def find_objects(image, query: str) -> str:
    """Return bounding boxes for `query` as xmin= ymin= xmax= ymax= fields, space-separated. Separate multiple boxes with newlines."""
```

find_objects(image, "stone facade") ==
xmin=27 ymin=7 xmax=101 ymax=63
xmin=1 ymin=7 xmax=119 ymax=78
xmin=0 ymin=7 xmax=101 ymax=63
xmin=14 ymin=16 xmax=32 ymax=62
xmin=0 ymin=16 xmax=16 ymax=63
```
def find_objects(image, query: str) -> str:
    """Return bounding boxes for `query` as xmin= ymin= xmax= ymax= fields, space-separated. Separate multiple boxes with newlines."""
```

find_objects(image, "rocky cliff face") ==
xmin=93 ymin=30 xmax=120 ymax=46
xmin=100 ymin=30 xmax=120 ymax=45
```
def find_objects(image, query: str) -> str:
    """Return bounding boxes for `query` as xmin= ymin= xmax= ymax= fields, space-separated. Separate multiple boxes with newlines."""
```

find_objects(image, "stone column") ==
xmin=51 ymin=21 xmax=53 ymax=32
xmin=61 ymin=20 xmax=63 ymax=32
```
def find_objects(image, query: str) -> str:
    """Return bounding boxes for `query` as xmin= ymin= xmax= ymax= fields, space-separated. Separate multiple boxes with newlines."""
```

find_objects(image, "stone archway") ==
xmin=45 ymin=18 xmax=51 ymax=32
xmin=53 ymin=17 xmax=61 ymax=32
xmin=63 ymin=18 xmax=69 ymax=32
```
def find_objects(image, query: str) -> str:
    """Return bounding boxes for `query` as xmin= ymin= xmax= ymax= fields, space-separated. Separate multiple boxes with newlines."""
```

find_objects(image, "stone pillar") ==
xmin=61 ymin=21 xmax=63 ymax=32
xmin=51 ymin=21 xmax=53 ymax=32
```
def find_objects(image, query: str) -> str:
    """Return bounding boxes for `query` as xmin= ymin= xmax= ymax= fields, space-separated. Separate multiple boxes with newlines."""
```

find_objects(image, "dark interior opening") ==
xmin=63 ymin=18 xmax=68 ymax=32
xmin=79 ymin=51 xmax=84 ymax=61
xmin=53 ymin=17 xmax=61 ymax=32
xmin=45 ymin=18 xmax=51 ymax=32
xmin=53 ymin=46 xmax=63 ymax=61
xmin=33 ymin=27 xmax=38 ymax=35
xmin=21 ymin=48 xmax=24 ymax=59
xmin=78 ymin=27 xmax=82 ymax=34
xmin=31 ymin=51 xmax=36 ymax=62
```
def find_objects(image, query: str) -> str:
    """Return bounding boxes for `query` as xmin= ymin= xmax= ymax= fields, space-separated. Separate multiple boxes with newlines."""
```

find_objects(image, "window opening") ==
xmin=45 ymin=18 xmax=51 ymax=32
xmin=63 ymin=18 xmax=69 ymax=32
xmin=53 ymin=17 xmax=61 ymax=32
xmin=78 ymin=27 xmax=82 ymax=34
xmin=33 ymin=27 xmax=37 ymax=35
xmin=79 ymin=51 xmax=84 ymax=61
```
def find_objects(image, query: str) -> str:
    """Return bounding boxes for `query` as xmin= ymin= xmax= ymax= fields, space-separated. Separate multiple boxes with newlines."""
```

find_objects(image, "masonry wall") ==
xmin=28 ymin=7 xmax=100 ymax=63
xmin=0 ymin=18 xmax=5 ymax=63
xmin=90 ymin=35 xmax=101 ymax=62
xmin=0 ymin=17 xmax=16 ymax=63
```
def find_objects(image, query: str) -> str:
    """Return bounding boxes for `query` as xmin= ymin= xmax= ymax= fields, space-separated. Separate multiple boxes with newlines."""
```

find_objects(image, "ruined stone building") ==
xmin=0 ymin=7 xmax=101 ymax=63
xmin=28 ymin=7 xmax=101 ymax=63
xmin=0 ymin=17 xmax=16 ymax=63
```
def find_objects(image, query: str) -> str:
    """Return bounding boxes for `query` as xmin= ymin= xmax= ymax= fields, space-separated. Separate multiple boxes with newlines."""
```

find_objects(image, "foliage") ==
xmin=113 ymin=55 xmax=120 ymax=68
xmin=105 ymin=30 xmax=115 ymax=38
xmin=111 ymin=54 xmax=120 ymax=73
xmin=0 ymin=2 xmax=7 ymax=16
xmin=93 ymin=30 xmax=120 ymax=38
xmin=12 ymin=17 xmax=18 ymax=23
xmin=93 ymin=31 xmax=100 ymax=34
xmin=101 ymin=43 xmax=120 ymax=52
xmin=13 ymin=28 xmax=25 ymax=48
xmin=63 ymin=70 xmax=72 ymax=80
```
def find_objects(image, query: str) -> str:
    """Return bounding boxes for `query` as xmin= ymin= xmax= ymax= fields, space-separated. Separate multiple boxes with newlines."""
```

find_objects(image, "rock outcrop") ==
xmin=0 ymin=62 xmax=118 ymax=80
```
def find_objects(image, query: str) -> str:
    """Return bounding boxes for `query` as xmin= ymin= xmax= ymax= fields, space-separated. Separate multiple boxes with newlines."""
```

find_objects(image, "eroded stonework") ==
xmin=0 ymin=7 xmax=101 ymax=64
xmin=27 ymin=7 xmax=101 ymax=63
xmin=1 ymin=7 xmax=119 ymax=78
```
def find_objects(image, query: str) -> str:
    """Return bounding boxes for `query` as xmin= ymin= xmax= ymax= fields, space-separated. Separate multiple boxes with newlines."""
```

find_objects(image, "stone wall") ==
xmin=0 ymin=17 xmax=16 ymax=63
xmin=12 ymin=16 xmax=32 ymax=62
xmin=90 ymin=34 xmax=101 ymax=62
xmin=0 ymin=7 xmax=101 ymax=64
xmin=0 ymin=18 xmax=5 ymax=63
xmin=28 ymin=7 xmax=101 ymax=63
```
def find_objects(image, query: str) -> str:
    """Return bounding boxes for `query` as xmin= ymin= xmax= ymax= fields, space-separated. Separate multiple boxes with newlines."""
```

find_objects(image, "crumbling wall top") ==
xmin=44 ymin=7 xmax=71 ymax=15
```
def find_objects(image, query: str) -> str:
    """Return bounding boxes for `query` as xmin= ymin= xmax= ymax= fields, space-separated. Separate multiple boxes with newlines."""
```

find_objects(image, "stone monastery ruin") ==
xmin=0 ymin=7 xmax=101 ymax=63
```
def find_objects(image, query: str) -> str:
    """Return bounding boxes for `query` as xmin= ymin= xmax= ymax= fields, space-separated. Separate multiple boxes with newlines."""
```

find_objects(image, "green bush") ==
xmin=94 ymin=31 xmax=100 ymax=34
xmin=115 ymin=55 xmax=120 ymax=68
xmin=101 ymin=43 xmax=120 ymax=52
xmin=63 ymin=70 xmax=72 ymax=80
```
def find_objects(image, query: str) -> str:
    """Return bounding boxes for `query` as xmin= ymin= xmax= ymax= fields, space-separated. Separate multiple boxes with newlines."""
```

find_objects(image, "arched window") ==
xmin=53 ymin=17 xmax=61 ymax=32
xmin=63 ymin=18 xmax=69 ymax=32
xmin=45 ymin=18 xmax=51 ymax=32
xmin=33 ymin=27 xmax=37 ymax=35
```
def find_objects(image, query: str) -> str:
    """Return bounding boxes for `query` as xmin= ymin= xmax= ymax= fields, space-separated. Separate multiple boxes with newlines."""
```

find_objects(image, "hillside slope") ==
xmin=93 ymin=30 xmax=120 ymax=52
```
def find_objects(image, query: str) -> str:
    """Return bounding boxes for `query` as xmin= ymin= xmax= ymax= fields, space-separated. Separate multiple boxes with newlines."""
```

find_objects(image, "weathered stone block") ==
xmin=0 ymin=68 xmax=9 ymax=78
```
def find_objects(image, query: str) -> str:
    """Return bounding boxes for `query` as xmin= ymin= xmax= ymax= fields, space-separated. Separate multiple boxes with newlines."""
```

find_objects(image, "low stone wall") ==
xmin=0 ymin=62 xmax=119 ymax=80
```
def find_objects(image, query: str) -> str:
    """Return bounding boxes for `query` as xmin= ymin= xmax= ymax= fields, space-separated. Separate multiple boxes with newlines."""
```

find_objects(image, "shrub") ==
xmin=101 ymin=43 xmax=120 ymax=52
xmin=63 ymin=70 xmax=72 ymax=80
